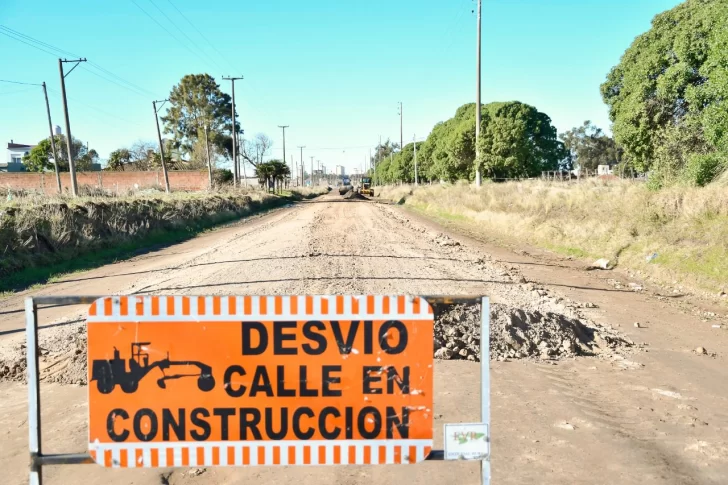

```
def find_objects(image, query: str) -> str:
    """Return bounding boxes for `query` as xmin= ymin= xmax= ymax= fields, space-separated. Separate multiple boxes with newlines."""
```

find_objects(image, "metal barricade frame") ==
xmin=24 ymin=295 xmax=491 ymax=484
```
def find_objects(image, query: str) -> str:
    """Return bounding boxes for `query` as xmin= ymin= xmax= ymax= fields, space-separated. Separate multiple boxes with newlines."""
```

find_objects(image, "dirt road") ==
xmin=1 ymin=193 xmax=727 ymax=485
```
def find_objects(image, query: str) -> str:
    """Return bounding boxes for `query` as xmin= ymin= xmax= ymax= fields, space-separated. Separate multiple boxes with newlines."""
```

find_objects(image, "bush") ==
xmin=682 ymin=153 xmax=727 ymax=187
xmin=213 ymin=169 xmax=234 ymax=186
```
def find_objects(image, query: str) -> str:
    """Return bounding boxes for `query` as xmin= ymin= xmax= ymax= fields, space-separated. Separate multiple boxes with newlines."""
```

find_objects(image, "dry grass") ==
xmin=379 ymin=180 xmax=728 ymax=295
xmin=0 ymin=186 xmax=327 ymax=289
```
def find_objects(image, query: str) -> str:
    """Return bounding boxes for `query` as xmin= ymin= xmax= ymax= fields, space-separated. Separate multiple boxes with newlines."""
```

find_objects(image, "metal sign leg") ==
xmin=481 ymin=296 xmax=491 ymax=485
xmin=26 ymin=297 xmax=43 ymax=485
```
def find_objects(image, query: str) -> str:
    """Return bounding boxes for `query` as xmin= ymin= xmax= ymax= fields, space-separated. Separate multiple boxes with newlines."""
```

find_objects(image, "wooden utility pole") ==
xmin=59 ymin=58 xmax=86 ymax=197
xmin=204 ymin=124 xmax=213 ymax=189
xmin=152 ymin=100 xmax=171 ymax=193
xmin=474 ymin=0 xmax=483 ymax=187
xmin=42 ymin=82 xmax=61 ymax=193
xmin=223 ymin=76 xmax=243 ymax=186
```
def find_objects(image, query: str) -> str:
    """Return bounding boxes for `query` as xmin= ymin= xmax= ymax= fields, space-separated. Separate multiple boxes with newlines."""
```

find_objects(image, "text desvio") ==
xmin=241 ymin=320 xmax=409 ymax=355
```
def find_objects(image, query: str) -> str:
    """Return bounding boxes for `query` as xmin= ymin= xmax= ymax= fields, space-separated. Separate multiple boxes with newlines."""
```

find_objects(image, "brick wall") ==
xmin=0 ymin=171 xmax=210 ymax=194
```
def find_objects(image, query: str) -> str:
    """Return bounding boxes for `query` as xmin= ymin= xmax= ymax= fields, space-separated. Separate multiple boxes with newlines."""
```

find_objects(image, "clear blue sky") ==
xmin=1 ymin=0 xmax=681 ymax=173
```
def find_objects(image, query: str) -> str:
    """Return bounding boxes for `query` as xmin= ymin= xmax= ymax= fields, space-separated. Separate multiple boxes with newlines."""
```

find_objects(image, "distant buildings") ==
xmin=335 ymin=165 xmax=346 ymax=176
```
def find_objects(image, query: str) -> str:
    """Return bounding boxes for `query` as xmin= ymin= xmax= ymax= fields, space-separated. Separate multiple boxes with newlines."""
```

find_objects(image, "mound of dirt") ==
xmin=433 ymin=303 xmax=635 ymax=361
xmin=0 ymin=302 xmax=636 ymax=387
xmin=0 ymin=319 xmax=88 ymax=385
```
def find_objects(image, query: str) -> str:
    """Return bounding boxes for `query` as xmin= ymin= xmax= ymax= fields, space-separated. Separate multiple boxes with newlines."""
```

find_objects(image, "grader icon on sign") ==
xmin=90 ymin=342 xmax=216 ymax=394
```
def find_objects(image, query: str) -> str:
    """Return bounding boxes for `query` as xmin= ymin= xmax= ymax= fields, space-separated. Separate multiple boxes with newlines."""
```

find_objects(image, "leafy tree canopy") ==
xmin=23 ymin=135 xmax=97 ymax=172
xmin=373 ymin=101 xmax=564 ymax=182
xmin=161 ymin=73 xmax=238 ymax=161
xmin=477 ymin=102 xmax=565 ymax=179
xmin=559 ymin=121 xmax=623 ymax=171
xmin=601 ymin=0 xmax=728 ymax=185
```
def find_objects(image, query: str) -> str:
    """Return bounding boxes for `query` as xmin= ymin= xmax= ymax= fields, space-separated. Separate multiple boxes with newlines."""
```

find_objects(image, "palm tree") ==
xmin=269 ymin=160 xmax=290 ymax=193
xmin=254 ymin=161 xmax=275 ymax=192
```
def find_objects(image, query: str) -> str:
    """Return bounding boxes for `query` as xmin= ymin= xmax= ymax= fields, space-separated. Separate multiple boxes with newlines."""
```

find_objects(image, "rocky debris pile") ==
xmin=433 ymin=303 xmax=635 ymax=362
xmin=0 ymin=320 xmax=88 ymax=385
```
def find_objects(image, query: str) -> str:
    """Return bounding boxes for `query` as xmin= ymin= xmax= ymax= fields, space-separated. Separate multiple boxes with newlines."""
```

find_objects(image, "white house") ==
xmin=597 ymin=164 xmax=614 ymax=176
xmin=3 ymin=141 xmax=35 ymax=172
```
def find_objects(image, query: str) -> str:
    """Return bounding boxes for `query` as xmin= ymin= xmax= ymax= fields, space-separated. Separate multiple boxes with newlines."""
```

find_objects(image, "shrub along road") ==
xmin=0 ymin=193 xmax=726 ymax=484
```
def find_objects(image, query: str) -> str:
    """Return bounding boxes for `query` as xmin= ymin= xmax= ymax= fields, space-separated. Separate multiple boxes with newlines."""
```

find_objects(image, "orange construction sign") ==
xmin=87 ymin=295 xmax=434 ymax=468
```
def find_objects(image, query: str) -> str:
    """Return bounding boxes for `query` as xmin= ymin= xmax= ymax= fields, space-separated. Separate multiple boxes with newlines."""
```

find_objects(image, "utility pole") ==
xmin=42 ymin=82 xmax=61 ymax=193
xmin=398 ymin=102 xmax=403 ymax=152
xmin=414 ymin=134 xmax=418 ymax=185
xmin=223 ymin=76 xmax=243 ymax=186
xmin=310 ymin=156 xmax=315 ymax=187
xmin=204 ymin=124 xmax=213 ymax=189
xmin=298 ymin=146 xmax=305 ymax=186
xmin=278 ymin=125 xmax=289 ymax=176
xmin=475 ymin=0 xmax=483 ymax=187
xmin=152 ymin=99 xmax=171 ymax=193
xmin=59 ymin=57 xmax=86 ymax=197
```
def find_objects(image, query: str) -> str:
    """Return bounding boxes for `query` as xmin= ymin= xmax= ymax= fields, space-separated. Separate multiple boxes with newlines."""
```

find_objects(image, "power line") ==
xmin=128 ymin=0 xmax=221 ymax=73
xmin=0 ymin=29 xmax=59 ymax=57
xmin=146 ymin=0 xmax=226 ymax=73
xmin=0 ymin=79 xmax=42 ymax=86
xmin=0 ymin=25 xmax=78 ymax=57
xmin=46 ymin=87 xmax=135 ymax=125
xmin=165 ymin=0 xmax=238 ymax=72
xmin=79 ymin=66 xmax=151 ymax=98
xmin=86 ymin=61 xmax=157 ymax=97
xmin=0 ymin=25 xmax=159 ymax=99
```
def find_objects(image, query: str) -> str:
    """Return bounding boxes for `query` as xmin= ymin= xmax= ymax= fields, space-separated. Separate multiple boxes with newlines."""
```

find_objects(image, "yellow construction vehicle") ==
xmin=358 ymin=177 xmax=374 ymax=196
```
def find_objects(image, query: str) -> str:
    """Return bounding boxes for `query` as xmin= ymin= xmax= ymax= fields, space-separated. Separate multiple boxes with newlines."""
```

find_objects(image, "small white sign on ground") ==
xmin=444 ymin=423 xmax=490 ymax=461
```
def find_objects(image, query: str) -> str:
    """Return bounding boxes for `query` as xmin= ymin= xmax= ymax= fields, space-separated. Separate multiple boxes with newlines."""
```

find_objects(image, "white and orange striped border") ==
xmin=87 ymin=295 xmax=435 ymax=322
xmin=89 ymin=440 xmax=432 ymax=467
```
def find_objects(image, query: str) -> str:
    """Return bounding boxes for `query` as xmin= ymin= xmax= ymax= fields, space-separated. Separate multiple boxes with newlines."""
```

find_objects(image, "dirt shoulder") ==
xmin=1 ymin=194 xmax=727 ymax=485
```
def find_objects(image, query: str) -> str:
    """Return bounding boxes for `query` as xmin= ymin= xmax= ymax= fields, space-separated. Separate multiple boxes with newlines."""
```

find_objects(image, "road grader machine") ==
xmin=357 ymin=177 xmax=373 ymax=197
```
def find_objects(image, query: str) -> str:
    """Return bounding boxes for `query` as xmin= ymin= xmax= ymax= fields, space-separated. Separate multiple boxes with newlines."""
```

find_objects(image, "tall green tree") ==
xmin=23 ymin=135 xmax=97 ymax=172
xmin=107 ymin=148 xmax=131 ymax=171
xmin=477 ymin=102 xmax=565 ymax=178
xmin=161 ymin=74 xmax=238 ymax=163
xmin=376 ymin=101 xmax=564 ymax=182
xmin=601 ymin=0 xmax=728 ymax=185
xmin=560 ymin=121 xmax=623 ymax=171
